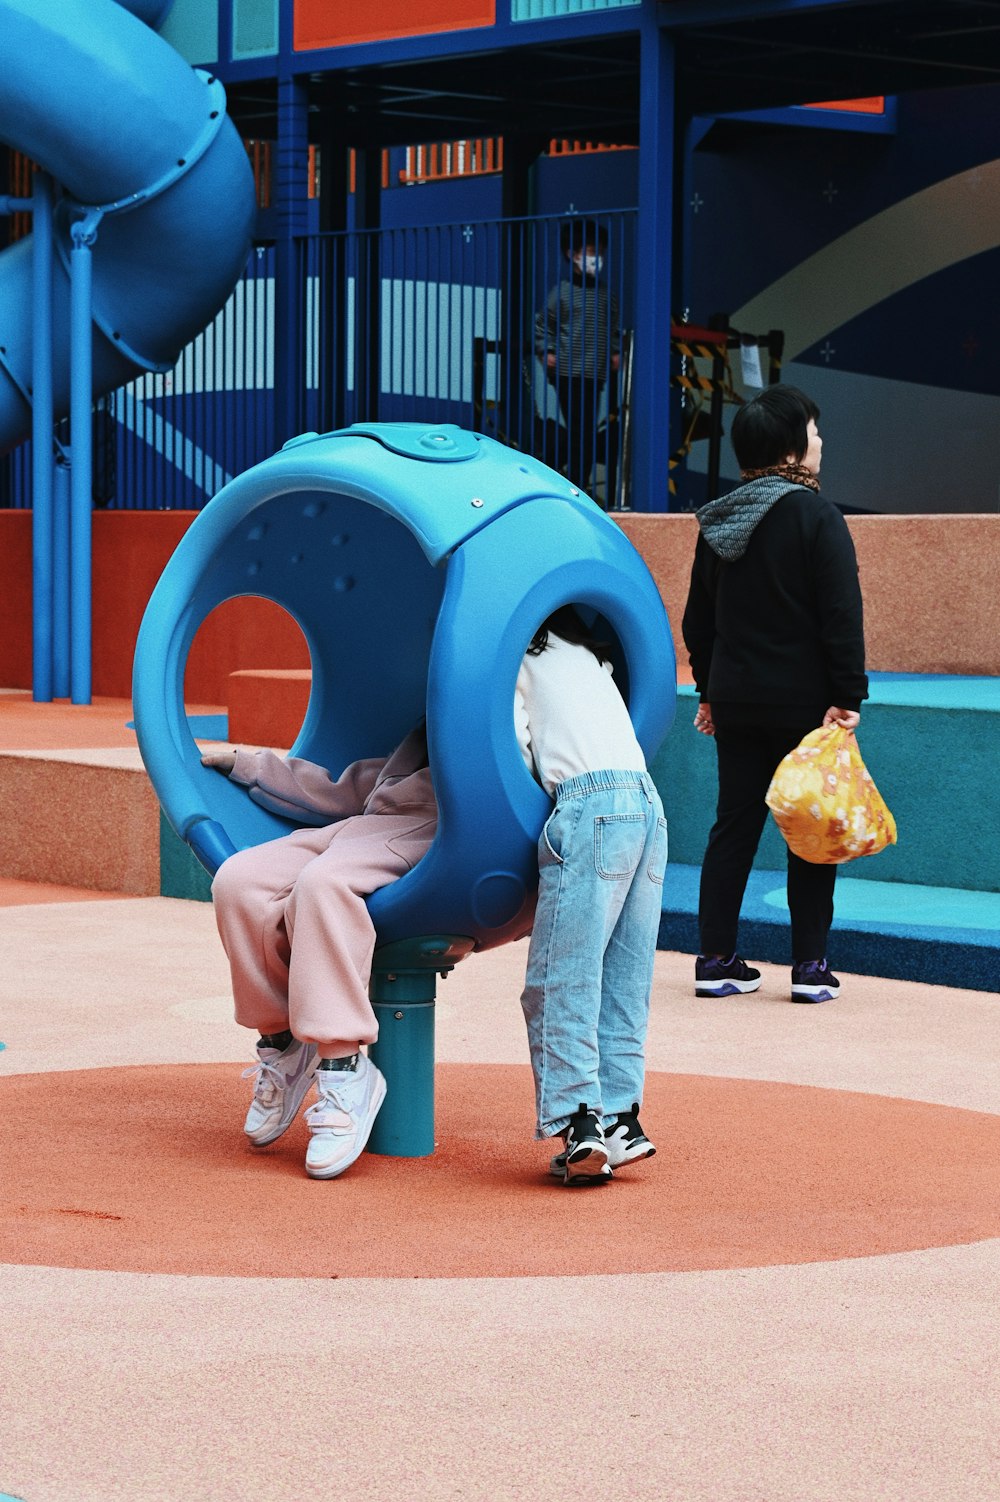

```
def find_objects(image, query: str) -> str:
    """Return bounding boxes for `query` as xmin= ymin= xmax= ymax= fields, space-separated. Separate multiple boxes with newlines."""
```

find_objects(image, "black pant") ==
xmin=699 ymin=721 xmax=836 ymax=963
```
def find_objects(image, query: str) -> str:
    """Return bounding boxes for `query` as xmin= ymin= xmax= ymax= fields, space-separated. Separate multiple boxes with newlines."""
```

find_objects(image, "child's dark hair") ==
xmin=528 ymin=605 xmax=611 ymax=664
xmin=730 ymin=385 xmax=820 ymax=470
xmin=560 ymin=218 xmax=609 ymax=258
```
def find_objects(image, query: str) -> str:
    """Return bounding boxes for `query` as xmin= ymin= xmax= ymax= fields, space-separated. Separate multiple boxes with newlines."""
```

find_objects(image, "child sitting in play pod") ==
xmin=202 ymin=724 xmax=435 ymax=1181
xmin=204 ymin=606 xmax=665 ymax=1187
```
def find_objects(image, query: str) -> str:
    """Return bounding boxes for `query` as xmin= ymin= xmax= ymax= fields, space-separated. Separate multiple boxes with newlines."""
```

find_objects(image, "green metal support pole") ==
xmin=366 ymin=936 xmax=474 ymax=1157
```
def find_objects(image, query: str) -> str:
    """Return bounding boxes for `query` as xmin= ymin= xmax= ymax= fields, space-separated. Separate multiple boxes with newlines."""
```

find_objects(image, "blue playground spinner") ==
xmin=133 ymin=423 xmax=676 ymax=1154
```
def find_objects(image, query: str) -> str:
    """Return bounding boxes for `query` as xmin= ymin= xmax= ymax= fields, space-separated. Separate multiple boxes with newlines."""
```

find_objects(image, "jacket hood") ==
xmin=696 ymin=475 xmax=812 ymax=561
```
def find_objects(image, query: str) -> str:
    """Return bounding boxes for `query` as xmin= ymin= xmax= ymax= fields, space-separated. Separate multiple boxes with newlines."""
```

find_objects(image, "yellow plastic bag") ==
xmin=765 ymin=724 xmax=897 ymax=865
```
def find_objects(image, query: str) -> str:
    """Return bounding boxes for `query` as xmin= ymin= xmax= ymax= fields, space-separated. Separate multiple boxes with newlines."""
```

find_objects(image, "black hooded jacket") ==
xmin=681 ymin=486 xmax=868 ymax=726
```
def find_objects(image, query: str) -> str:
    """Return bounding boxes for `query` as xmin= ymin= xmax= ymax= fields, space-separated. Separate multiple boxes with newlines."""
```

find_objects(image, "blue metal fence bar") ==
xmin=299 ymin=209 xmax=635 ymax=505
xmin=102 ymin=241 xmax=276 ymax=509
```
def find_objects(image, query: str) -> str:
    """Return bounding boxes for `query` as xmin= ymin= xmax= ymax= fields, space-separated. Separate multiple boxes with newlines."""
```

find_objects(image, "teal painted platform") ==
xmin=658 ymin=863 xmax=998 ymax=993
xmin=651 ymin=674 xmax=1000 ymax=893
xmin=652 ymin=673 xmax=999 ymax=993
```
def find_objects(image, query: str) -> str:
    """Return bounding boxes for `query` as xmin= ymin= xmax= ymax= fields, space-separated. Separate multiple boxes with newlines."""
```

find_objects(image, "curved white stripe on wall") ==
xmin=731 ymin=158 xmax=1000 ymax=362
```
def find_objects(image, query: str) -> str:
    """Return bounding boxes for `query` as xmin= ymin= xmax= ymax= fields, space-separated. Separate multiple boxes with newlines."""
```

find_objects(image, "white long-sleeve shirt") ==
xmin=514 ymin=633 xmax=646 ymax=796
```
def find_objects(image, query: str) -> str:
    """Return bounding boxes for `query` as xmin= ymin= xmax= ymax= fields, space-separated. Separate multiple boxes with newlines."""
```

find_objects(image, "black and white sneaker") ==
xmin=558 ymin=1103 xmax=612 ymax=1186
xmin=695 ymin=953 xmax=762 ymax=998
xmin=604 ymin=1104 xmax=656 ymax=1167
xmin=791 ymin=959 xmax=840 ymax=1003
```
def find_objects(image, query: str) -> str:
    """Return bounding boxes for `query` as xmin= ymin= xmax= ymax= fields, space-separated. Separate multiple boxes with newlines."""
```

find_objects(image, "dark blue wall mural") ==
xmin=685 ymin=86 xmax=1000 ymax=514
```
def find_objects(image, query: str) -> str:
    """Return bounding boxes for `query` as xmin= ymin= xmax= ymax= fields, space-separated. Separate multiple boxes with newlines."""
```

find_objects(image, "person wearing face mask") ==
xmin=534 ymin=219 xmax=621 ymax=505
xmin=681 ymin=385 xmax=868 ymax=1005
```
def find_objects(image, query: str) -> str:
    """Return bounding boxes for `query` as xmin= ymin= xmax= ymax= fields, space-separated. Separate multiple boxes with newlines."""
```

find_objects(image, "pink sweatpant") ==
xmin=211 ymin=812 xmax=436 ymax=1053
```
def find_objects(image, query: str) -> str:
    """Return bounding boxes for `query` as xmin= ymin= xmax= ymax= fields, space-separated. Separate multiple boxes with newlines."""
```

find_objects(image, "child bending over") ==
xmin=516 ymin=607 xmax=667 ymax=1186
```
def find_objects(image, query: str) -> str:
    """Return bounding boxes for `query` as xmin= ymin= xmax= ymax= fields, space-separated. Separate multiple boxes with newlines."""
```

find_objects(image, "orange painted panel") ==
xmin=227 ymin=668 xmax=312 ymax=747
xmin=0 ymin=510 xmax=33 ymax=687
xmin=804 ymin=97 xmax=885 ymax=114
xmin=89 ymin=512 xmax=308 ymax=702
xmin=294 ymin=0 xmax=494 ymax=50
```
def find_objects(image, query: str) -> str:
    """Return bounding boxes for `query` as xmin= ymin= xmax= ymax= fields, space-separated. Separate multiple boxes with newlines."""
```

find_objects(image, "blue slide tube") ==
xmin=0 ymin=0 xmax=257 ymax=454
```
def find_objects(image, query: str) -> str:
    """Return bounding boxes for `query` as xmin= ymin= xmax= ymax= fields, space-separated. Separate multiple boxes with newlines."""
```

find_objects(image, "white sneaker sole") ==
xmin=563 ymin=1142 xmax=612 ymax=1186
xmin=305 ymin=1071 xmax=387 ymax=1180
xmin=608 ymin=1140 xmax=656 ymax=1167
xmin=791 ymin=983 xmax=840 ymax=1003
xmin=550 ymin=1138 xmax=656 ymax=1174
xmin=695 ymin=977 xmax=762 ymax=998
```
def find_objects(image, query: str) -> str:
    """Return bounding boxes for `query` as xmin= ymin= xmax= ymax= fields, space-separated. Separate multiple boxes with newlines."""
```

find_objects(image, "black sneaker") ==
xmin=560 ymin=1103 xmax=612 ymax=1187
xmin=695 ymin=954 xmax=762 ymax=998
xmin=791 ymin=959 xmax=840 ymax=1003
xmin=604 ymin=1104 xmax=656 ymax=1167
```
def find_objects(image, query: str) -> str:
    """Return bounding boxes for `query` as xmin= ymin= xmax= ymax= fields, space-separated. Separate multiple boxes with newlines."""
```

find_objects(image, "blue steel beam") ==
xmin=53 ymin=455 xmax=70 ymax=699
xmin=659 ymin=0 xmax=872 ymax=26
xmin=631 ymin=12 xmax=674 ymax=513
xmin=211 ymin=6 xmax=644 ymax=84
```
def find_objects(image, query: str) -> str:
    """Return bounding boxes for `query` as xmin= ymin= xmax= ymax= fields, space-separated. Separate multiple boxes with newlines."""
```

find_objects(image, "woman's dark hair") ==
xmin=528 ymin=605 xmax=611 ymax=664
xmin=730 ymin=385 xmax=820 ymax=469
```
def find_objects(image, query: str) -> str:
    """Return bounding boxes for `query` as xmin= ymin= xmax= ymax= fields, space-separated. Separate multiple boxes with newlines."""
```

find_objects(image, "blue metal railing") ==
xmin=2 ymin=210 xmax=636 ymax=513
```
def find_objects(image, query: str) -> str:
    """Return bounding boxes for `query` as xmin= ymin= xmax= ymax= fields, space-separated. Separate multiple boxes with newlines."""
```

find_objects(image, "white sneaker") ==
xmin=559 ymin=1104 xmax=612 ymax=1186
xmin=553 ymin=1107 xmax=656 ymax=1174
xmin=603 ymin=1104 xmax=656 ymax=1167
xmin=242 ymin=1038 xmax=317 ymax=1146
xmin=303 ymin=1053 xmax=387 ymax=1180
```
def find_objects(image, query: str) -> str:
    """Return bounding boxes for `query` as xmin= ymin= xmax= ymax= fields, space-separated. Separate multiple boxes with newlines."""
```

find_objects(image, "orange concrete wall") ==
xmin=0 ymin=511 xmax=309 ymax=704
xmin=848 ymin=515 xmax=1000 ymax=675
xmin=1 ymin=510 xmax=997 ymax=702
xmin=617 ymin=513 xmax=1000 ymax=678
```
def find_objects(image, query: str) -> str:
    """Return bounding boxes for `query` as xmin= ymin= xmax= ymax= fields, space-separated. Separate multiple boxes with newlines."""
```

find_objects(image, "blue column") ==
xmin=631 ymin=17 xmax=675 ymax=513
xmin=69 ymin=216 xmax=97 ymax=705
xmin=53 ymin=453 xmax=71 ymax=699
xmin=273 ymin=75 xmax=309 ymax=449
xmin=31 ymin=171 xmax=54 ymax=700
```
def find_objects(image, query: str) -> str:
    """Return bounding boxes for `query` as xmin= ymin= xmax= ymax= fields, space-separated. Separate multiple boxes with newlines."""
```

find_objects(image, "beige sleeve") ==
xmin=229 ymin=747 xmax=383 ymax=826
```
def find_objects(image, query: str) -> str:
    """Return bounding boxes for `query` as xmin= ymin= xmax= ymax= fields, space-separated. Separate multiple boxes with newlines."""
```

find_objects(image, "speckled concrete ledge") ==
xmin=616 ymin=512 xmax=1000 ymax=677
xmin=0 ymin=749 xmax=159 ymax=894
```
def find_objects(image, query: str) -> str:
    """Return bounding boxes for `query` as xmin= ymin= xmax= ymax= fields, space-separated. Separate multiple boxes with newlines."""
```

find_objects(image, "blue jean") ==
xmin=520 ymin=770 xmax=668 ymax=1138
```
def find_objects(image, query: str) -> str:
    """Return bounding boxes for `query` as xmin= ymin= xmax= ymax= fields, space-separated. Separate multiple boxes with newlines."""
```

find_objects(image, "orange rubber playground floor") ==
xmin=2 ymin=694 xmax=1000 ymax=1500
